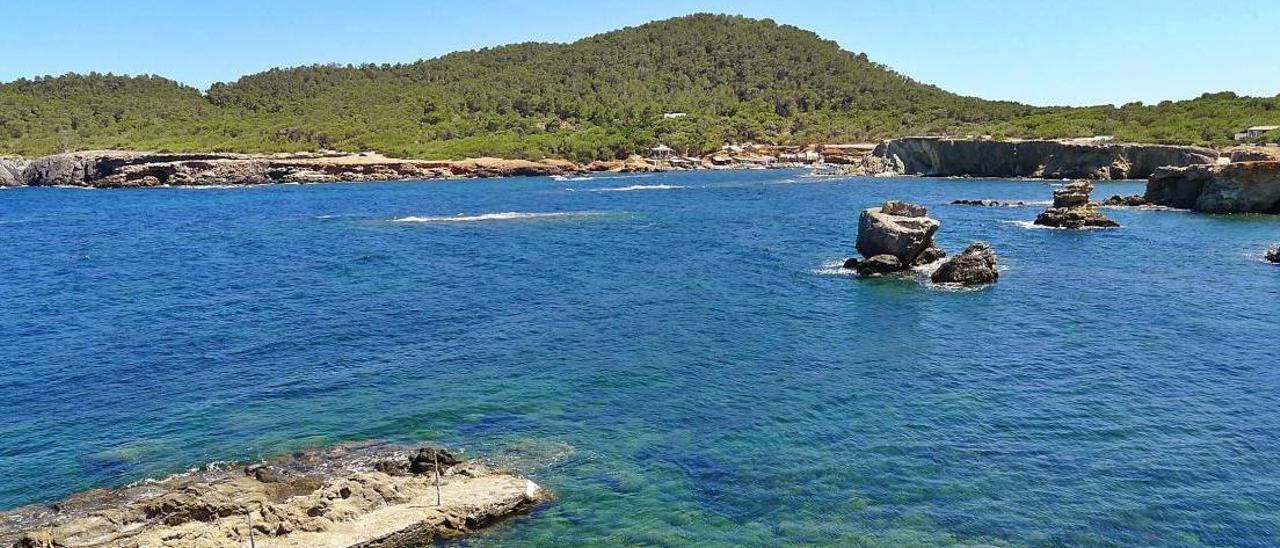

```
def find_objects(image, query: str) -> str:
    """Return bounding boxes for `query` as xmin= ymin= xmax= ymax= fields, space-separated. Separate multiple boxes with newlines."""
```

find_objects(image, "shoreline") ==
xmin=0 ymin=441 xmax=550 ymax=547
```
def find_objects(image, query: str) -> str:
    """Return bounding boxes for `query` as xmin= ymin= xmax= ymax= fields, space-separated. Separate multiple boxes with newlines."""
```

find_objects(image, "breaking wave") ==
xmin=583 ymin=184 xmax=684 ymax=193
xmin=390 ymin=211 xmax=609 ymax=223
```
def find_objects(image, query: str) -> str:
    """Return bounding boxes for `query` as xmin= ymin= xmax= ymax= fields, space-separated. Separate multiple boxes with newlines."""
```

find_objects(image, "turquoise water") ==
xmin=1 ymin=170 xmax=1278 ymax=546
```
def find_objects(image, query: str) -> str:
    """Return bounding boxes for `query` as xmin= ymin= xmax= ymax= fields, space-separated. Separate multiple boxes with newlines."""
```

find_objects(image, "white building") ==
xmin=1235 ymin=125 xmax=1280 ymax=141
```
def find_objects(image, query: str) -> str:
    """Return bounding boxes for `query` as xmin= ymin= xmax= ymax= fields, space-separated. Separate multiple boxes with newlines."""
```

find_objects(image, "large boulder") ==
xmin=0 ymin=156 xmax=28 ymax=186
xmin=1266 ymin=247 xmax=1280 ymax=264
xmin=856 ymin=201 xmax=941 ymax=264
xmin=853 ymin=254 xmax=905 ymax=277
xmin=1099 ymin=194 xmax=1148 ymax=206
xmin=1146 ymin=161 xmax=1280 ymax=213
xmin=1034 ymin=181 xmax=1120 ymax=228
xmin=931 ymin=242 xmax=999 ymax=285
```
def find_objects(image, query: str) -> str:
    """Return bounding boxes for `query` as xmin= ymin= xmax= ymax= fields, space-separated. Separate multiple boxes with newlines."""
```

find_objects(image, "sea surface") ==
xmin=1 ymin=170 xmax=1278 ymax=546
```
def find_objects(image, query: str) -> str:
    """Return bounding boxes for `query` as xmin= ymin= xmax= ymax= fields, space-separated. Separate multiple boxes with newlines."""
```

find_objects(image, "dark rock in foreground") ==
xmin=1266 ymin=247 xmax=1280 ymax=264
xmin=931 ymin=242 xmax=1000 ymax=285
xmin=0 ymin=442 xmax=549 ymax=548
xmin=854 ymin=254 xmax=906 ymax=277
xmin=856 ymin=201 xmax=941 ymax=265
xmin=1099 ymin=194 xmax=1149 ymax=207
xmin=874 ymin=137 xmax=1217 ymax=180
xmin=1146 ymin=161 xmax=1280 ymax=213
xmin=1034 ymin=181 xmax=1120 ymax=228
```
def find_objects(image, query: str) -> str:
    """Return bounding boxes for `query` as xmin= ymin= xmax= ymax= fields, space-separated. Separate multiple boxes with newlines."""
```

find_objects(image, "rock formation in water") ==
xmin=851 ymin=254 xmax=904 ymax=277
xmin=0 ymin=442 xmax=549 ymax=548
xmin=873 ymin=137 xmax=1216 ymax=180
xmin=1145 ymin=161 xmax=1280 ymax=213
xmin=1034 ymin=181 xmax=1120 ymax=228
xmin=1266 ymin=246 xmax=1280 ymax=264
xmin=951 ymin=199 xmax=1029 ymax=207
xmin=13 ymin=151 xmax=588 ymax=188
xmin=1098 ymin=194 xmax=1149 ymax=207
xmin=855 ymin=201 xmax=942 ymax=266
xmin=931 ymin=242 xmax=999 ymax=285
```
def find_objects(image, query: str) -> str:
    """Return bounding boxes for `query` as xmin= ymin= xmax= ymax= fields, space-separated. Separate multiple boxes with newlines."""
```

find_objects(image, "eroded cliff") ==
xmin=873 ymin=138 xmax=1217 ymax=179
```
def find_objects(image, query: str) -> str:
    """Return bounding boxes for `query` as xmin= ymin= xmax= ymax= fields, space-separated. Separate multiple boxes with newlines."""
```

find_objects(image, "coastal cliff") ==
xmin=873 ymin=137 xmax=1217 ymax=179
xmin=13 ymin=151 xmax=609 ymax=188
xmin=1145 ymin=161 xmax=1280 ymax=213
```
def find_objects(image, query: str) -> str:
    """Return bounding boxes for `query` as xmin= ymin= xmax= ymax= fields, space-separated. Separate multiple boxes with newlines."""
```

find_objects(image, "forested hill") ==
xmin=1 ymin=14 xmax=1277 ymax=160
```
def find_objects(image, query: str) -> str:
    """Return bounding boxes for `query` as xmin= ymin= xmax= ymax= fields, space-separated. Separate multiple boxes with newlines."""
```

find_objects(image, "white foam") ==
xmin=1001 ymin=220 xmax=1117 ymax=231
xmin=813 ymin=258 xmax=857 ymax=277
xmin=390 ymin=211 xmax=606 ymax=223
xmin=584 ymin=184 xmax=684 ymax=193
xmin=552 ymin=175 xmax=596 ymax=181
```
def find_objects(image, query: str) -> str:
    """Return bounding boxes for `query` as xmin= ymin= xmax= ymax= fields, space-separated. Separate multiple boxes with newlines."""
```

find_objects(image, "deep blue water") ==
xmin=1 ymin=170 xmax=1278 ymax=546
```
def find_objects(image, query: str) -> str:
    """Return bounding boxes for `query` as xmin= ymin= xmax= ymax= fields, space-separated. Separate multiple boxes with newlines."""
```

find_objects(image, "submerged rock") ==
xmin=854 ymin=254 xmax=906 ymax=277
xmin=1034 ymin=181 xmax=1120 ymax=228
xmin=856 ymin=201 xmax=941 ymax=264
xmin=1266 ymin=247 xmax=1280 ymax=264
xmin=931 ymin=242 xmax=999 ymax=285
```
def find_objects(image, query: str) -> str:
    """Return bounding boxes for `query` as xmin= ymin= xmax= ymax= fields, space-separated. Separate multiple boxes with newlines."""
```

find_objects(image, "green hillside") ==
xmin=1 ymin=14 xmax=1277 ymax=160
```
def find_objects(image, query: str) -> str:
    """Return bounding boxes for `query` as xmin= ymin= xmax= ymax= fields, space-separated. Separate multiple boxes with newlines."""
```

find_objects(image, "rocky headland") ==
xmin=874 ymin=137 xmax=1217 ymax=180
xmin=1034 ymin=181 xmax=1120 ymax=228
xmin=0 ymin=442 xmax=549 ymax=548
xmin=1145 ymin=161 xmax=1280 ymax=213
xmin=0 ymin=150 xmax=666 ymax=188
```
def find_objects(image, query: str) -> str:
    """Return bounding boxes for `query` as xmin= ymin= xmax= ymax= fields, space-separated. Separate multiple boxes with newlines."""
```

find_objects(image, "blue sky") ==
xmin=3 ymin=0 xmax=1277 ymax=106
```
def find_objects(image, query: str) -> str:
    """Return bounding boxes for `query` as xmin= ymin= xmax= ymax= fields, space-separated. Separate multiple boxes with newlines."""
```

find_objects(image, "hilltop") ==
xmin=1 ymin=14 xmax=1277 ymax=160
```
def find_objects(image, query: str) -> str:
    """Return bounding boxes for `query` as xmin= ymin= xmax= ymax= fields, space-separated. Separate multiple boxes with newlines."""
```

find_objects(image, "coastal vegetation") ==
xmin=2 ymin=14 xmax=1277 ymax=160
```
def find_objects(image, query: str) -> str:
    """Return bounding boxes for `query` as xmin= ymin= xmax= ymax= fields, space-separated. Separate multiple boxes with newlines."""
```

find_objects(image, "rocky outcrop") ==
xmin=1098 ymin=194 xmax=1149 ymax=207
xmin=931 ymin=242 xmax=999 ymax=285
xmin=1034 ymin=181 xmax=1120 ymax=228
xmin=851 ymin=254 xmax=904 ymax=277
xmin=855 ymin=201 xmax=941 ymax=265
xmin=1145 ymin=161 xmax=1280 ymax=213
xmin=0 ymin=442 xmax=549 ymax=548
xmin=14 ymin=151 xmax=584 ymax=187
xmin=1228 ymin=147 xmax=1280 ymax=163
xmin=951 ymin=199 xmax=1030 ymax=207
xmin=1267 ymin=247 xmax=1280 ymax=264
xmin=0 ymin=156 xmax=29 ymax=187
xmin=874 ymin=137 xmax=1216 ymax=180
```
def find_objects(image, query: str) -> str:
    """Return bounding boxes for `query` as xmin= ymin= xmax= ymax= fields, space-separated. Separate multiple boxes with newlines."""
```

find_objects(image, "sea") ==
xmin=1 ymin=170 xmax=1277 ymax=546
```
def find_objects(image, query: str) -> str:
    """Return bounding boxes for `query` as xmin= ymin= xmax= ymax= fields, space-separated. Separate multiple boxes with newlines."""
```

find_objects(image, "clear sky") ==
xmin=3 ymin=0 xmax=1277 ymax=106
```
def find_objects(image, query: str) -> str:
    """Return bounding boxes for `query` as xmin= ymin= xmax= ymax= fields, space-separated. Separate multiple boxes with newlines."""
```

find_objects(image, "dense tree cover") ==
xmin=2 ymin=15 xmax=1277 ymax=159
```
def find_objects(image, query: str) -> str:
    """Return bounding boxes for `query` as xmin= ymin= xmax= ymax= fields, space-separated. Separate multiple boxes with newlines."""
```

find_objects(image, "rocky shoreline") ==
xmin=873 ymin=137 xmax=1217 ymax=180
xmin=0 ymin=150 xmax=668 ymax=188
xmin=1145 ymin=160 xmax=1280 ymax=213
xmin=0 ymin=442 xmax=549 ymax=547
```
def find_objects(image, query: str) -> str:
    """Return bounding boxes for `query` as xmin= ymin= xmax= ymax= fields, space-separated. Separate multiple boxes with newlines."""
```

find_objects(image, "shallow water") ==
xmin=1 ymin=170 xmax=1278 ymax=546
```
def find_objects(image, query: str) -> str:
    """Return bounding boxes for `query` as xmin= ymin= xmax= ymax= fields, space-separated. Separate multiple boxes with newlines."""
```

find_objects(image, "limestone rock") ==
xmin=913 ymin=245 xmax=947 ymax=266
xmin=855 ymin=201 xmax=941 ymax=264
xmin=1228 ymin=147 xmax=1280 ymax=163
xmin=931 ymin=242 xmax=999 ymax=285
xmin=1146 ymin=161 xmax=1280 ymax=213
xmin=1034 ymin=181 xmax=1120 ymax=228
xmin=1099 ymin=194 xmax=1148 ymax=206
xmin=874 ymin=137 xmax=1216 ymax=180
xmin=854 ymin=254 xmax=905 ymax=277
xmin=0 ymin=156 xmax=29 ymax=187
